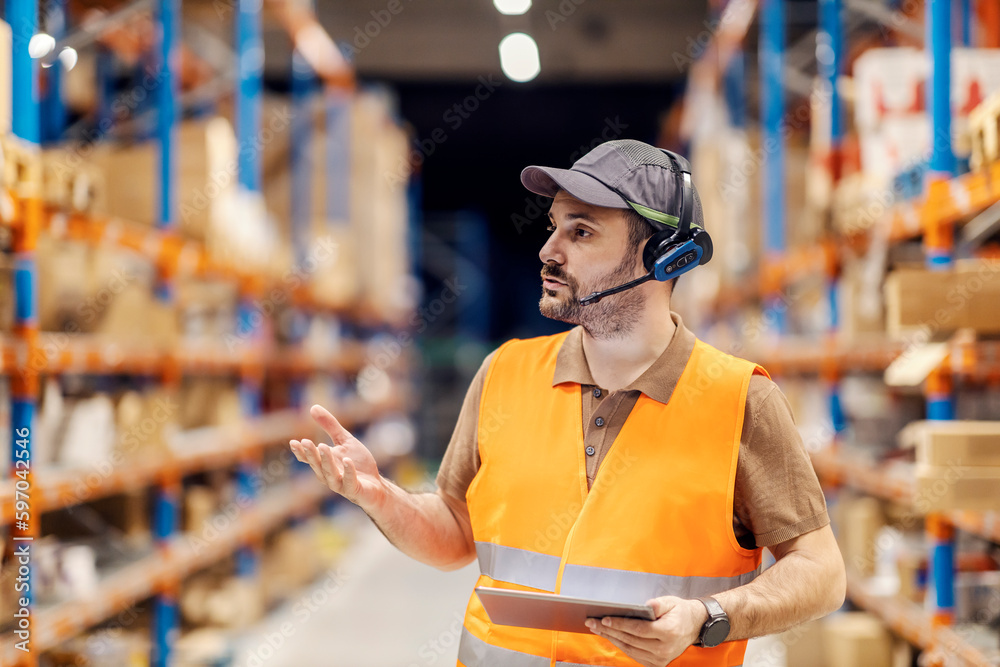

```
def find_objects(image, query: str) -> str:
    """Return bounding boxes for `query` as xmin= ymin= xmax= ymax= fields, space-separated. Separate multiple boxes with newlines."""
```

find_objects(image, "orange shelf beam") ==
xmin=0 ymin=481 xmax=331 ymax=665
xmin=811 ymin=448 xmax=1000 ymax=544
xmin=846 ymin=574 xmax=995 ymax=667
xmin=0 ymin=399 xmax=403 ymax=526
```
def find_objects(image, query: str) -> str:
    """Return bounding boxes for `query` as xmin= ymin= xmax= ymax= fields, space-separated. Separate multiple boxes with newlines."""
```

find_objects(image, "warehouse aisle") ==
xmin=232 ymin=508 xmax=480 ymax=667
xmin=231 ymin=508 xmax=784 ymax=667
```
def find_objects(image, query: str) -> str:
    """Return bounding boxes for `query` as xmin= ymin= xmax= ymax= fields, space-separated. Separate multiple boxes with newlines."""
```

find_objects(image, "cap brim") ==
xmin=520 ymin=166 xmax=629 ymax=209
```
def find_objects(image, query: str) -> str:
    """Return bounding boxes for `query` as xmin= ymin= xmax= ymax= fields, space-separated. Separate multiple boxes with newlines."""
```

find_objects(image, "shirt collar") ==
xmin=551 ymin=311 xmax=696 ymax=405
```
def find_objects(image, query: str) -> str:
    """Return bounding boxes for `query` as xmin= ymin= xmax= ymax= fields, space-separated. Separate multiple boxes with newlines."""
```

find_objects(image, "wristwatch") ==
xmin=694 ymin=597 xmax=730 ymax=648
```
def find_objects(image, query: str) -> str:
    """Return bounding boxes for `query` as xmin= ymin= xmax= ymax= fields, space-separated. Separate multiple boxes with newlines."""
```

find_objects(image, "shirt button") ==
xmin=593 ymin=388 xmax=602 ymax=398
xmin=585 ymin=446 xmax=596 ymax=456
xmin=595 ymin=417 xmax=605 ymax=427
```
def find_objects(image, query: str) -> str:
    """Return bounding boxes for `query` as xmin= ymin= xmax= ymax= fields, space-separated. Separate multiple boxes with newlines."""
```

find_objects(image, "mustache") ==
xmin=541 ymin=266 xmax=572 ymax=284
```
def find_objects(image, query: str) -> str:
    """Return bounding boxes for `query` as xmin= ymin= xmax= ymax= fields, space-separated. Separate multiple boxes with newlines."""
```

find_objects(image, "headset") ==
xmin=580 ymin=149 xmax=714 ymax=306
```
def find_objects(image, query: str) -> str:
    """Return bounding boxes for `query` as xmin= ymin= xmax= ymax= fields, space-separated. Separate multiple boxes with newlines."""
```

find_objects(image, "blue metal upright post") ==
xmin=455 ymin=212 xmax=490 ymax=341
xmin=156 ymin=0 xmax=179 ymax=234
xmin=235 ymin=0 xmax=264 ymax=580
xmin=9 ymin=1 xmax=41 ymax=664
xmin=924 ymin=0 xmax=957 ymax=624
xmin=925 ymin=0 xmax=956 ymax=270
xmin=150 ymin=1 xmax=181 ymax=664
xmin=40 ymin=0 xmax=67 ymax=142
xmin=820 ymin=0 xmax=845 ymax=434
xmin=237 ymin=0 xmax=263 ymax=194
xmin=151 ymin=475 xmax=179 ymax=667
xmin=760 ymin=0 xmax=786 ymax=334
xmin=722 ymin=49 xmax=746 ymax=130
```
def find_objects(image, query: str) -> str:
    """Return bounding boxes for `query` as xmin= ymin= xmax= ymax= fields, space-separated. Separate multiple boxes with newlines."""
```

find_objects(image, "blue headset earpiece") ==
xmin=636 ymin=150 xmax=712 ymax=283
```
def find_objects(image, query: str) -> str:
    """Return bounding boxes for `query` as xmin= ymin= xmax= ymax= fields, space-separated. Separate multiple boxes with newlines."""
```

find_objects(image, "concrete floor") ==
xmin=232 ymin=508 xmax=783 ymax=667
xmin=232 ymin=509 xmax=479 ymax=667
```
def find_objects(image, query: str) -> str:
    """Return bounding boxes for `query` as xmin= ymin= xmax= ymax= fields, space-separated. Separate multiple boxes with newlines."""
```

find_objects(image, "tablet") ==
xmin=475 ymin=586 xmax=656 ymax=634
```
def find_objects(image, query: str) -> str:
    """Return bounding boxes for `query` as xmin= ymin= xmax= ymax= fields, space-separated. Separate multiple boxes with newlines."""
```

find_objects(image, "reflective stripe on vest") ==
xmin=476 ymin=541 xmax=761 ymax=602
xmin=459 ymin=628 xmax=744 ymax=667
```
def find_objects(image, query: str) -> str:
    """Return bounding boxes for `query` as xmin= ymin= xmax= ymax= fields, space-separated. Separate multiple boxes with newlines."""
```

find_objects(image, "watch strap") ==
xmin=694 ymin=596 xmax=728 ymax=647
xmin=697 ymin=596 xmax=725 ymax=620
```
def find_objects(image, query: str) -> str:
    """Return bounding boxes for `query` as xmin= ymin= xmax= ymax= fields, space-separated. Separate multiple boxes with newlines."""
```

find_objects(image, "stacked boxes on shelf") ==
xmin=685 ymin=2 xmax=1000 ymax=665
xmin=261 ymin=90 xmax=413 ymax=319
xmin=1 ymin=2 xmax=414 ymax=665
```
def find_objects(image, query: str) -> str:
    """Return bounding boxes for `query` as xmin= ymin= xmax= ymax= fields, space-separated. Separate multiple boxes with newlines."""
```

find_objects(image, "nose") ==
xmin=539 ymin=230 xmax=565 ymax=267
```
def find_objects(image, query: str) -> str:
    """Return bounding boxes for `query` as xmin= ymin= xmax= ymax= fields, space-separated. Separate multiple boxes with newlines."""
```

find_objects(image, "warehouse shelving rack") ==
xmin=688 ymin=0 xmax=1000 ymax=664
xmin=3 ymin=1 xmax=402 ymax=666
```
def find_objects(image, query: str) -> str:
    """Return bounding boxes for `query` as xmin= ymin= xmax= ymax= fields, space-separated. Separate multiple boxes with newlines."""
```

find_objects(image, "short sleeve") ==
xmin=435 ymin=350 xmax=497 ymax=501
xmin=734 ymin=375 xmax=830 ymax=548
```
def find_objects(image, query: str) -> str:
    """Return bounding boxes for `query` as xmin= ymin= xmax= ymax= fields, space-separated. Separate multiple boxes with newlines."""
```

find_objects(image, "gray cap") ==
xmin=520 ymin=139 xmax=704 ymax=232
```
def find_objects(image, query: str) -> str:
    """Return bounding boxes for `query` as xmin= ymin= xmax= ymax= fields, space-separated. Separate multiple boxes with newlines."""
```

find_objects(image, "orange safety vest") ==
xmin=459 ymin=331 xmax=767 ymax=667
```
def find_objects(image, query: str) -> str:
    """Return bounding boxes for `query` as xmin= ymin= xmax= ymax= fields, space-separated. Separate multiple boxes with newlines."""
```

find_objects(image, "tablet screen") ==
xmin=475 ymin=586 xmax=656 ymax=634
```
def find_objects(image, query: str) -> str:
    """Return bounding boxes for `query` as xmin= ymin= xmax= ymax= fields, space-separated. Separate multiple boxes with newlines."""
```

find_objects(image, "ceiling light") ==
xmin=499 ymin=32 xmax=540 ymax=83
xmin=493 ymin=0 xmax=531 ymax=15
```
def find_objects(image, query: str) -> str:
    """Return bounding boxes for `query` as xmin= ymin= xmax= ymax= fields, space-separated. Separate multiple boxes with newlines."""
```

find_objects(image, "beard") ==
xmin=539 ymin=253 xmax=645 ymax=340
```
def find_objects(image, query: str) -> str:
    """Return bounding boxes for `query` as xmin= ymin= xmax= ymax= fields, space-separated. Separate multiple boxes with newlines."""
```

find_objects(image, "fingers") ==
xmin=318 ymin=443 xmax=345 ymax=490
xmin=586 ymin=627 xmax=660 ymax=667
xmin=310 ymin=404 xmax=353 ymax=445
xmin=598 ymin=615 xmax=658 ymax=639
xmin=290 ymin=439 xmax=320 ymax=476
xmin=291 ymin=439 xmax=344 ymax=491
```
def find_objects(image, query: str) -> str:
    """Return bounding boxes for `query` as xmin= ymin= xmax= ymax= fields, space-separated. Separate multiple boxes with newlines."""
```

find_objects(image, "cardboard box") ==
xmin=782 ymin=618 xmax=826 ymax=667
xmin=884 ymin=261 xmax=1000 ymax=337
xmin=834 ymin=496 xmax=885 ymax=577
xmin=822 ymin=612 xmax=892 ymax=667
xmin=89 ymin=117 xmax=237 ymax=239
xmin=838 ymin=261 xmax=885 ymax=338
xmin=915 ymin=464 xmax=1000 ymax=512
xmin=899 ymin=420 xmax=1000 ymax=466
xmin=115 ymin=389 xmax=176 ymax=462
xmin=41 ymin=146 xmax=106 ymax=213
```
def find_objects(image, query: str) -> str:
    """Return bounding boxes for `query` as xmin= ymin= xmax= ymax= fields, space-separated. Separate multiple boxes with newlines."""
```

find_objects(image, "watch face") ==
xmin=702 ymin=619 xmax=730 ymax=648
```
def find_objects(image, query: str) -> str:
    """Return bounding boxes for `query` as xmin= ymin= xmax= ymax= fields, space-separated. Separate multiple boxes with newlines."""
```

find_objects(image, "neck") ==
xmin=580 ymin=299 xmax=677 ymax=392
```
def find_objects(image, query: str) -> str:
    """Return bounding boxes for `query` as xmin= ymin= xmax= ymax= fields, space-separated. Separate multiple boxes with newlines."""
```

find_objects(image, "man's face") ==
xmin=538 ymin=190 xmax=646 ymax=339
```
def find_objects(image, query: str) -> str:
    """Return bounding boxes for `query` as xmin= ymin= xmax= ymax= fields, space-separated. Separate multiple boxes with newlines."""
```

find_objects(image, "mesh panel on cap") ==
xmin=606 ymin=140 xmax=679 ymax=171
xmin=692 ymin=186 xmax=704 ymax=228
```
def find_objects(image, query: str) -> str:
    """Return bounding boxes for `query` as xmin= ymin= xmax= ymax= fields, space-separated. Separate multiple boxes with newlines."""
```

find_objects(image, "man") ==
xmin=290 ymin=139 xmax=846 ymax=667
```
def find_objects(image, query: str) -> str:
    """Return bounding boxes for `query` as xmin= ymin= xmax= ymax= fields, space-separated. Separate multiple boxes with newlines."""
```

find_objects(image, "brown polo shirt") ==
xmin=436 ymin=313 xmax=829 ymax=549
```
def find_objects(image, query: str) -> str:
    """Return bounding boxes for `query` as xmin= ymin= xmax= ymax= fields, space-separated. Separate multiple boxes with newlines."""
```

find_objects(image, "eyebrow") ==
xmin=548 ymin=210 xmax=601 ymax=226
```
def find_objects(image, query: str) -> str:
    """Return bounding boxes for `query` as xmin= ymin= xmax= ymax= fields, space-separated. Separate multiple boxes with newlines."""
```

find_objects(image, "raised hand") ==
xmin=289 ymin=404 xmax=387 ymax=511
